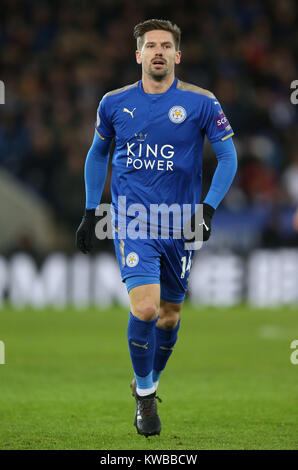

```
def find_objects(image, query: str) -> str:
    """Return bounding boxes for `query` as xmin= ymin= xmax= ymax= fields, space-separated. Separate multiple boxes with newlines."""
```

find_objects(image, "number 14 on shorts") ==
xmin=180 ymin=253 xmax=192 ymax=279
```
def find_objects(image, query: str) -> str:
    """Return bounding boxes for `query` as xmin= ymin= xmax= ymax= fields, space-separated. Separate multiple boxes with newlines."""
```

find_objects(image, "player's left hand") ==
xmin=185 ymin=203 xmax=215 ymax=242
xmin=200 ymin=203 xmax=215 ymax=241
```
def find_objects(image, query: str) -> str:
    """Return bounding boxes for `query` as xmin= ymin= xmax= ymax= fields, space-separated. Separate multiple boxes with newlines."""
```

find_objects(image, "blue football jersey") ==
xmin=95 ymin=77 xmax=234 ymax=234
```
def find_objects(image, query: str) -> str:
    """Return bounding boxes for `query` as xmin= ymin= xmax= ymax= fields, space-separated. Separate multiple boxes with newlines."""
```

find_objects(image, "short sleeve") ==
xmin=203 ymin=96 xmax=234 ymax=144
xmin=95 ymin=96 xmax=115 ymax=140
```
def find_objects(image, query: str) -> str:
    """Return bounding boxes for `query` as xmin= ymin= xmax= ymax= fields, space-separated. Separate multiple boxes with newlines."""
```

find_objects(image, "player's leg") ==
xmin=112 ymin=234 xmax=163 ymax=436
xmin=152 ymin=238 xmax=193 ymax=391
xmin=113 ymin=235 xmax=161 ymax=395
xmin=128 ymin=282 xmax=160 ymax=397
xmin=157 ymin=299 xmax=181 ymax=329
xmin=153 ymin=299 xmax=183 ymax=390
xmin=130 ymin=298 xmax=182 ymax=393
xmin=127 ymin=282 xmax=162 ymax=436
xmin=129 ymin=283 xmax=160 ymax=321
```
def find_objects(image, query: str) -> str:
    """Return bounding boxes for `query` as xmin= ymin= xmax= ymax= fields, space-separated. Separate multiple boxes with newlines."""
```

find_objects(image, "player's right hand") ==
xmin=75 ymin=209 xmax=96 ymax=254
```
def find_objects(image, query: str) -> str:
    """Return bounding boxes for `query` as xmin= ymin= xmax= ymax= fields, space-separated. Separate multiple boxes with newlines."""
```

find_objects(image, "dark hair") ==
xmin=134 ymin=19 xmax=181 ymax=51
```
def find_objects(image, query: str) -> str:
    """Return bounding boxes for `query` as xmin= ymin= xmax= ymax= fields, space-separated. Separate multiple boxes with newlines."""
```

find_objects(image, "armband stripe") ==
xmin=221 ymin=132 xmax=234 ymax=141
xmin=95 ymin=129 xmax=105 ymax=140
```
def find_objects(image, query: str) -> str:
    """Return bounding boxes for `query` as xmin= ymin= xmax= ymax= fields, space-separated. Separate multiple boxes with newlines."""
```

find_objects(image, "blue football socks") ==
xmin=153 ymin=319 xmax=180 ymax=386
xmin=127 ymin=310 xmax=181 ymax=396
xmin=127 ymin=312 xmax=158 ymax=396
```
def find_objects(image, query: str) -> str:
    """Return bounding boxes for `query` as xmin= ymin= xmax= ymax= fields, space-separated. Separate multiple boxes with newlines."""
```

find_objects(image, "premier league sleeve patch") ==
xmin=214 ymin=110 xmax=231 ymax=132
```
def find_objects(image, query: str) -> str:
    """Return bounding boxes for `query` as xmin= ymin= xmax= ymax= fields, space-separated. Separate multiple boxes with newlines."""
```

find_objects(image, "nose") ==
xmin=154 ymin=45 xmax=164 ymax=55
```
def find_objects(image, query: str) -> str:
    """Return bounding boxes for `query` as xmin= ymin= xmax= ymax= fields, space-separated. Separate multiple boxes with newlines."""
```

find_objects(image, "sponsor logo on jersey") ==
xmin=126 ymin=142 xmax=174 ymax=158
xmin=168 ymin=106 xmax=187 ymax=123
xmin=126 ymin=142 xmax=175 ymax=171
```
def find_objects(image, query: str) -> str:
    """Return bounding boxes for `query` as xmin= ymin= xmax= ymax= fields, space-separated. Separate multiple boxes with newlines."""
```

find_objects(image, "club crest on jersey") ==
xmin=168 ymin=106 xmax=187 ymax=124
xmin=126 ymin=252 xmax=139 ymax=267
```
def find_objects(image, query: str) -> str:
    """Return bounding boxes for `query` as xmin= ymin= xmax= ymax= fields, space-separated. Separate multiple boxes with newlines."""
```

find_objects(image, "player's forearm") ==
xmin=203 ymin=137 xmax=238 ymax=209
xmin=84 ymin=131 xmax=111 ymax=209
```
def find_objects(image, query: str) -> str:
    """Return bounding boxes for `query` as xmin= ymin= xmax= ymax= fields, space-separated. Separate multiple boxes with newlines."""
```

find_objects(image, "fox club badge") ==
xmin=168 ymin=106 xmax=187 ymax=124
xmin=126 ymin=252 xmax=139 ymax=267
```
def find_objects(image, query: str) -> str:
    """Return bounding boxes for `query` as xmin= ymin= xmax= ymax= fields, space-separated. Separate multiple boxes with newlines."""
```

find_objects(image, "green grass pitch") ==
xmin=0 ymin=302 xmax=297 ymax=450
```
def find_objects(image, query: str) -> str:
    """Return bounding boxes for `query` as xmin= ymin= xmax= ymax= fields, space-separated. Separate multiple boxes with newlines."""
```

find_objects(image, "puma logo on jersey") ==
xmin=123 ymin=107 xmax=136 ymax=118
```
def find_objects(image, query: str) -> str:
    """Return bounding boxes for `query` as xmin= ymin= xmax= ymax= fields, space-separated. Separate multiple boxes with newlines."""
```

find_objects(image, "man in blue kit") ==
xmin=76 ymin=19 xmax=237 ymax=437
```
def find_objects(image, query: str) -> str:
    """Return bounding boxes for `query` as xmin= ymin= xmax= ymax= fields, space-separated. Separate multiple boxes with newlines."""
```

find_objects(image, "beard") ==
xmin=147 ymin=63 xmax=169 ymax=81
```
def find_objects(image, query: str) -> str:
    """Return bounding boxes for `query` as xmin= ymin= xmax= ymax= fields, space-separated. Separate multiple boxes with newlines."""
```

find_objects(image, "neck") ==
xmin=141 ymin=73 xmax=175 ymax=94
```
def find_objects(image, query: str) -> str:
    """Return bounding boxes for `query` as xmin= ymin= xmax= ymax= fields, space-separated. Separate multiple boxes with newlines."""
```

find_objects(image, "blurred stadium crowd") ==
xmin=0 ymin=0 xmax=298 ymax=250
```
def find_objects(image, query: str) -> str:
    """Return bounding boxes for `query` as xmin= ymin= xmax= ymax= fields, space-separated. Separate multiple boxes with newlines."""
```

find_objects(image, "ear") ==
xmin=175 ymin=50 xmax=182 ymax=65
xmin=136 ymin=50 xmax=142 ymax=65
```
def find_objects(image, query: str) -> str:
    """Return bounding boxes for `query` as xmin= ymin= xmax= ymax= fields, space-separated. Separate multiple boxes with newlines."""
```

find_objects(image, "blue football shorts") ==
xmin=113 ymin=233 xmax=194 ymax=303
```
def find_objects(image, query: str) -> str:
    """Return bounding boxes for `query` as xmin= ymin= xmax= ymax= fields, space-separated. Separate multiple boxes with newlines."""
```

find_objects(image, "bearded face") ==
xmin=136 ymin=30 xmax=181 ymax=82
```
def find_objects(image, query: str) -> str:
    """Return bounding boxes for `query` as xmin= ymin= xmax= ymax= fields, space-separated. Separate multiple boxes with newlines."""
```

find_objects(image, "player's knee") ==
xmin=132 ymin=300 xmax=159 ymax=322
xmin=158 ymin=312 xmax=180 ymax=330
xmin=158 ymin=302 xmax=181 ymax=329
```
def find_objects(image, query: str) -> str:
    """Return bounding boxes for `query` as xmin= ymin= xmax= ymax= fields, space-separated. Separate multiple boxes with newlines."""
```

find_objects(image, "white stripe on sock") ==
xmin=136 ymin=385 xmax=155 ymax=397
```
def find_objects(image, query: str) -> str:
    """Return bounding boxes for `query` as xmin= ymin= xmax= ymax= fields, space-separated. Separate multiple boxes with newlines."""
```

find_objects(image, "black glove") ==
xmin=75 ymin=209 xmax=96 ymax=254
xmin=185 ymin=203 xmax=215 ymax=242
